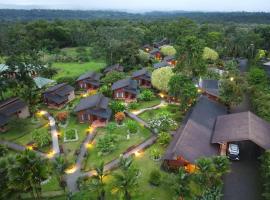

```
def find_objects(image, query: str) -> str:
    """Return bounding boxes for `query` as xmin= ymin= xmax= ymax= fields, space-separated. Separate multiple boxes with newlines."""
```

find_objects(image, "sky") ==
xmin=0 ymin=0 xmax=270 ymax=12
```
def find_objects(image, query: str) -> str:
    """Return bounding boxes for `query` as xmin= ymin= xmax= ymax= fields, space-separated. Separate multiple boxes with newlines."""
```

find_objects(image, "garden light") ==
xmin=65 ymin=165 xmax=78 ymax=174
xmin=47 ymin=150 xmax=56 ymax=159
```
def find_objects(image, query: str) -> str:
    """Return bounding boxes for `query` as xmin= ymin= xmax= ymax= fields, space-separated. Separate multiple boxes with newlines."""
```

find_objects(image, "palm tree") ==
xmin=90 ymin=162 xmax=106 ymax=200
xmin=8 ymin=150 xmax=50 ymax=200
xmin=52 ymin=156 xmax=68 ymax=193
xmin=113 ymin=157 xmax=139 ymax=200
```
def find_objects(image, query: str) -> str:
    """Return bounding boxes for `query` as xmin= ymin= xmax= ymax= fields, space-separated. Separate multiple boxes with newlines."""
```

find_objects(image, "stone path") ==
xmin=44 ymin=112 xmax=60 ymax=156
xmin=131 ymin=100 xmax=167 ymax=115
xmin=0 ymin=140 xmax=47 ymax=158
xmin=82 ymin=135 xmax=157 ymax=178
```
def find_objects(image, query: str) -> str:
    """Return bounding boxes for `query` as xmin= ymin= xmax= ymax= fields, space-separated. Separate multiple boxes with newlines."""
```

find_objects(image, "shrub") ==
xmin=151 ymin=67 xmax=174 ymax=92
xmin=106 ymin=122 xmax=117 ymax=133
xmin=149 ymin=170 xmax=161 ymax=186
xmin=150 ymin=148 xmax=161 ymax=160
xmin=126 ymin=120 xmax=138 ymax=134
xmin=65 ymin=129 xmax=77 ymax=140
xmin=32 ymin=130 xmax=51 ymax=148
xmin=99 ymin=85 xmax=112 ymax=97
xmin=128 ymin=102 xmax=140 ymax=110
xmin=56 ymin=112 xmax=69 ymax=123
xmin=138 ymin=89 xmax=155 ymax=101
xmin=115 ymin=112 xmax=125 ymax=124
xmin=149 ymin=114 xmax=177 ymax=132
xmin=160 ymin=45 xmax=177 ymax=56
xmin=97 ymin=134 xmax=118 ymax=155
xmin=202 ymin=47 xmax=219 ymax=61
xmin=157 ymin=132 xmax=171 ymax=146
xmin=110 ymin=101 xmax=126 ymax=114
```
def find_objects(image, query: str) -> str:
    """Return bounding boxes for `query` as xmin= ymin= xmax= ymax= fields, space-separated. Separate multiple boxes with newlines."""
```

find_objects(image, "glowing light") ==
xmin=134 ymin=151 xmax=142 ymax=157
xmin=47 ymin=150 xmax=56 ymax=159
xmin=131 ymin=110 xmax=140 ymax=115
xmin=49 ymin=120 xmax=55 ymax=126
xmin=197 ymin=89 xmax=202 ymax=93
xmin=27 ymin=145 xmax=33 ymax=150
xmin=158 ymin=92 xmax=165 ymax=98
xmin=86 ymin=126 xmax=94 ymax=133
xmin=65 ymin=166 xmax=78 ymax=174
xmin=82 ymin=93 xmax=89 ymax=98
xmin=230 ymin=77 xmax=234 ymax=81
xmin=37 ymin=110 xmax=47 ymax=116
xmin=85 ymin=142 xmax=94 ymax=149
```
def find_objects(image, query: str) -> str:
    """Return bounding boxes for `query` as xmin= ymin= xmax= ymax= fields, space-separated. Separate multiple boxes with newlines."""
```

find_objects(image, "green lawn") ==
xmin=83 ymin=120 xmax=152 ymax=171
xmin=0 ymin=117 xmax=48 ymax=141
xmin=52 ymin=61 xmax=105 ymax=80
xmin=139 ymin=104 xmax=183 ymax=123
xmin=59 ymin=115 xmax=89 ymax=164
xmin=42 ymin=176 xmax=62 ymax=192
xmin=129 ymin=98 xmax=162 ymax=111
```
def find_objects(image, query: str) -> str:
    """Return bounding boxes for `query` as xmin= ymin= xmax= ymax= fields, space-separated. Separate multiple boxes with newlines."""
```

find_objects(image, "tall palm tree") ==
xmin=8 ymin=150 xmax=50 ymax=200
xmin=90 ymin=162 xmax=106 ymax=200
xmin=113 ymin=157 xmax=139 ymax=200
xmin=52 ymin=156 xmax=68 ymax=193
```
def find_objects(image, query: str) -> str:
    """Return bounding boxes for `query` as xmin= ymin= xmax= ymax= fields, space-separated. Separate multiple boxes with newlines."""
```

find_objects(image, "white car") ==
xmin=227 ymin=143 xmax=240 ymax=161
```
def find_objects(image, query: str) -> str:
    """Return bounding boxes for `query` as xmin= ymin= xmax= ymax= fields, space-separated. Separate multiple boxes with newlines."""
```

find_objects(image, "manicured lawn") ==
xmin=52 ymin=61 xmax=105 ymax=80
xmin=129 ymin=98 xmax=161 ymax=111
xmin=42 ymin=176 xmax=62 ymax=192
xmin=0 ymin=117 xmax=48 ymax=141
xmin=139 ymin=104 xmax=183 ymax=122
xmin=59 ymin=115 xmax=89 ymax=164
xmin=83 ymin=120 xmax=152 ymax=171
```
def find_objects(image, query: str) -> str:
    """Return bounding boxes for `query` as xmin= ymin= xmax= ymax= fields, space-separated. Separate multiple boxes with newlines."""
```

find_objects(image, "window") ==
xmin=116 ymin=92 xmax=124 ymax=98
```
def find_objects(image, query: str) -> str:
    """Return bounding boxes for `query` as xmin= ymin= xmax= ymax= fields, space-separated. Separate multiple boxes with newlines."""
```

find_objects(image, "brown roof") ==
xmin=163 ymin=96 xmax=228 ymax=163
xmin=212 ymin=111 xmax=270 ymax=149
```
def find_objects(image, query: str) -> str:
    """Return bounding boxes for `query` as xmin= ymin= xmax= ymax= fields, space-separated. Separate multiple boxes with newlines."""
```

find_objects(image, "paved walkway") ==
xmin=82 ymin=135 xmax=157 ymax=178
xmin=125 ymin=111 xmax=150 ymax=128
xmin=131 ymin=101 xmax=167 ymax=115
xmin=44 ymin=112 xmax=60 ymax=156
xmin=0 ymin=140 xmax=47 ymax=158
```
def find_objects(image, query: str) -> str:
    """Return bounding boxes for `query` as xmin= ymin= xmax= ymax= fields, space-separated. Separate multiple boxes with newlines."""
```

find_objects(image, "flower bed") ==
xmin=64 ymin=129 xmax=78 ymax=142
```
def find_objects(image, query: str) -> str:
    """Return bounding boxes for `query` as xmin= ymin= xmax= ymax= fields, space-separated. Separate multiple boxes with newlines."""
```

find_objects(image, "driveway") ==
xmin=222 ymin=141 xmax=262 ymax=200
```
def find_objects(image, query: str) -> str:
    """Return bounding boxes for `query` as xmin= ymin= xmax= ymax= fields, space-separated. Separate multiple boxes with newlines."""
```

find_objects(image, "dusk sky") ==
xmin=0 ymin=0 xmax=270 ymax=12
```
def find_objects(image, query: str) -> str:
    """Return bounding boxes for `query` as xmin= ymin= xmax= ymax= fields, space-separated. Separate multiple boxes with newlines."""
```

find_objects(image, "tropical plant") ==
xmin=126 ymin=120 xmax=138 ymax=134
xmin=106 ymin=122 xmax=117 ymax=133
xmin=101 ymin=71 xmax=126 ymax=85
xmin=52 ymin=156 xmax=68 ymax=193
xmin=8 ymin=150 xmax=50 ymax=199
xmin=99 ymin=85 xmax=113 ymax=97
xmin=89 ymin=162 xmax=107 ymax=200
xmin=110 ymin=101 xmax=126 ymax=114
xmin=56 ymin=112 xmax=69 ymax=123
xmin=150 ymin=148 xmax=161 ymax=160
xmin=113 ymin=157 xmax=139 ymax=200
xmin=151 ymin=67 xmax=174 ymax=92
xmin=138 ymin=89 xmax=155 ymax=101
xmin=149 ymin=170 xmax=161 ymax=186
xmin=168 ymin=74 xmax=198 ymax=111
xmin=32 ymin=129 xmax=51 ymax=148
xmin=128 ymin=102 xmax=140 ymax=110
xmin=97 ymin=135 xmax=118 ymax=155
xmin=157 ymin=132 xmax=171 ymax=146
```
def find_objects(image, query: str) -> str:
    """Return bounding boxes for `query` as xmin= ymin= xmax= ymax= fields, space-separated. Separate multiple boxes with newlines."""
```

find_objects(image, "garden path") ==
xmin=131 ymin=100 xmax=167 ymax=115
xmin=0 ymin=140 xmax=47 ymax=158
xmin=44 ymin=112 xmax=60 ymax=156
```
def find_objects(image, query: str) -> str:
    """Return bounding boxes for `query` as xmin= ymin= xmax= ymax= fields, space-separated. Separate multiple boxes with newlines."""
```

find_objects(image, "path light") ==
xmin=49 ymin=120 xmax=56 ymax=126
xmin=47 ymin=150 xmax=55 ymax=159
xmin=197 ymin=88 xmax=202 ymax=93
xmin=86 ymin=126 xmax=94 ymax=133
xmin=26 ymin=145 xmax=33 ymax=150
xmin=65 ymin=165 xmax=78 ymax=174
xmin=230 ymin=77 xmax=234 ymax=82
xmin=37 ymin=110 xmax=46 ymax=116
xmin=85 ymin=142 xmax=94 ymax=149
xmin=134 ymin=151 xmax=143 ymax=157
xmin=158 ymin=92 xmax=165 ymax=98
xmin=131 ymin=110 xmax=140 ymax=115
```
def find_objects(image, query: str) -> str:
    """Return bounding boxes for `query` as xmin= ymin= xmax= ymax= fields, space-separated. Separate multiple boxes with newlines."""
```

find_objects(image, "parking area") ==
xmin=222 ymin=141 xmax=262 ymax=200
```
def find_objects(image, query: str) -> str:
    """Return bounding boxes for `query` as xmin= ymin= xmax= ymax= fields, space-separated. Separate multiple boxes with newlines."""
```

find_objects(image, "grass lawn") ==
xmin=42 ymin=176 xmax=62 ymax=192
xmin=52 ymin=61 xmax=105 ymax=80
xmin=75 ymin=144 xmax=175 ymax=200
xmin=59 ymin=115 xmax=89 ymax=164
xmin=83 ymin=120 xmax=152 ymax=171
xmin=129 ymin=98 xmax=162 ymax=111
xmin=0 ymin=117 xmax=48 ymax=141
xmin=139 ymin=104 xmax=183 ymax=123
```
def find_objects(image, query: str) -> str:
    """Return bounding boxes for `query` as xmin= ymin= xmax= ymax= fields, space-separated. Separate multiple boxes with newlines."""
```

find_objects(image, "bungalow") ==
xmin=149 ymin=49 xmax=162 ymax=60
xmin=103 ymin=64 xmax=124 ymax=74
xmin=198 ymin=79 xmax=220 ymax=101
xmin=131 ymin=68 xmax=151 ymax=88
xmin=153 ymin=38 xmax=170 ymax=48
xmin=0 ymin=97 xmax=30 ymax=132
xmin=111 ymin=78 xmax=139 ymax=101
xmin=163 ymin=55 xmax=177 ymax=66
xmin=43 ymin=83 xmax=75 ymax=108
xmin=153 ymin=61 xmax=171 ymax=69
xmin=163 ymin=96 xmax=227 ymax=170
xmin=76 ymin=71 xmax=102 ymax=91
xmin=74 ymin=93 xmax=112 ymax=125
